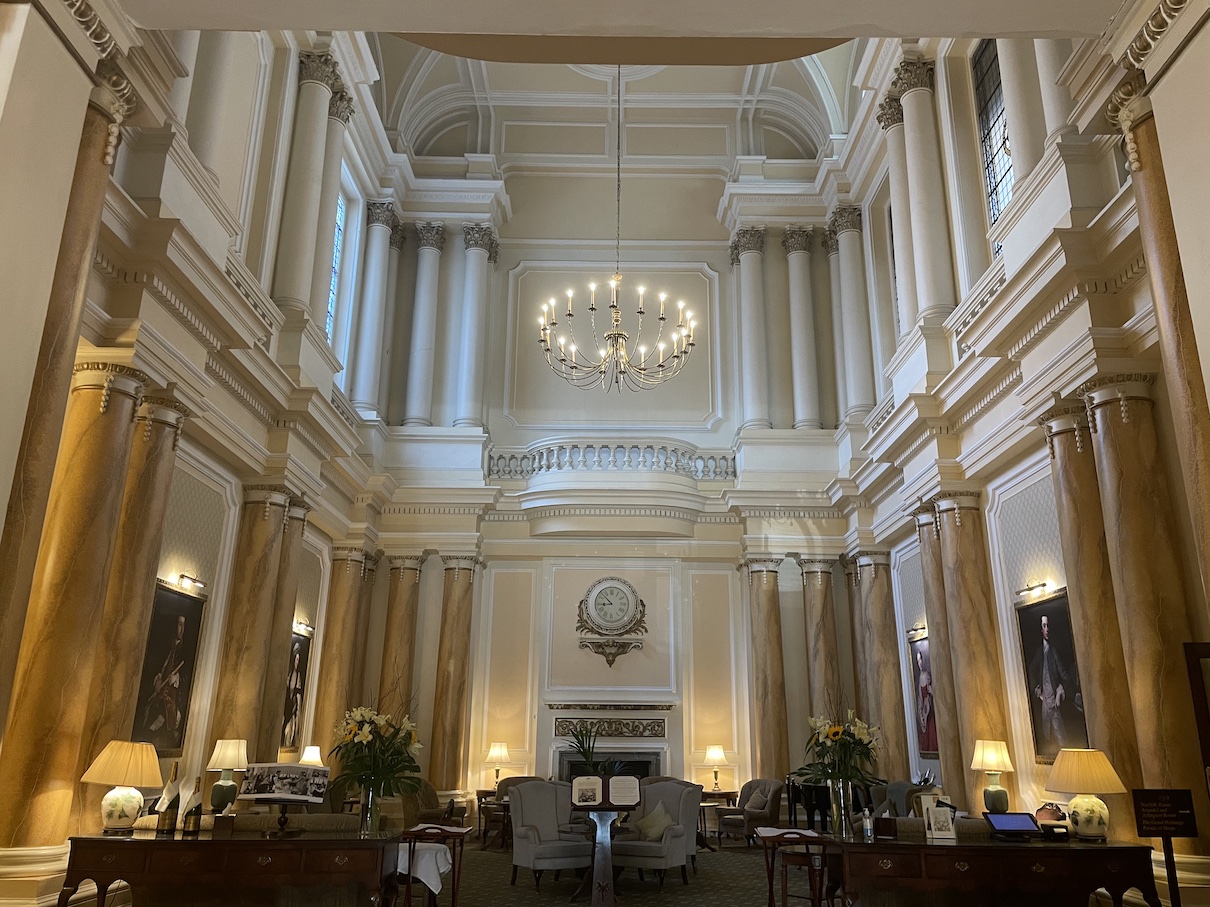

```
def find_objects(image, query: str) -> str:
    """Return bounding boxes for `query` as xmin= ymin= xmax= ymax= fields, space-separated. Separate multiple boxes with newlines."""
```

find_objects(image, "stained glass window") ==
xmin=972 ymin=39 xmax=1013 ymax=230
xmin=325 ymin=193 xmax=346 ymax=340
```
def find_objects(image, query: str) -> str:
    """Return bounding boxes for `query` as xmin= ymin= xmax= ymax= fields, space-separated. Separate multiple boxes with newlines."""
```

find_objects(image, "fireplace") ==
xmin=557 ymin=751 xmax=661 ymax=781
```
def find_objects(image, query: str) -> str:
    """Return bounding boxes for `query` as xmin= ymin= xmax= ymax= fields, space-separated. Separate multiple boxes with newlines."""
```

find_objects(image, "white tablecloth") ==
xmin=398 ymin=842 xmax=452 ymax=894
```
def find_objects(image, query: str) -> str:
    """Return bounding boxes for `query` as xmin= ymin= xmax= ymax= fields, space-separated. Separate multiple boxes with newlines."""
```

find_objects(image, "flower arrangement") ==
xmin=793 ymin=711 xmax=883 ymax=786
xmin=329 ymin=707 xmax=423 ymax=798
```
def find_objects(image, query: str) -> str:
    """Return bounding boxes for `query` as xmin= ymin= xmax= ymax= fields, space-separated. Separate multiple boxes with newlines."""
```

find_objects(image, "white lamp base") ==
xmin=101 ymin=785 xmax=145 ymax=833
xmin=1067 ymin=793 xmax=1110 ymax=839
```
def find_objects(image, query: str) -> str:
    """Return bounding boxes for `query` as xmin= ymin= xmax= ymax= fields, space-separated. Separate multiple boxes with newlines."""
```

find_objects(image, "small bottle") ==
xmin=156 ymin=761 xmax=180 ymax=836
xmin=862 ymin=808 xmax=874 ymax=842
xmin=182 ymin=777 xmax=203 ymax=836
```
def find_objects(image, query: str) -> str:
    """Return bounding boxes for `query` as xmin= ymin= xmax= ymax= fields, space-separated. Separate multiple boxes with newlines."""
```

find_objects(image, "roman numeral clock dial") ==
xmin=576 ymin=577 xmax=648 ymax=666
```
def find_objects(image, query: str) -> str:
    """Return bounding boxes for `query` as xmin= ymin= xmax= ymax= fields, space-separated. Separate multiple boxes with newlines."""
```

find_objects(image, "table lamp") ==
xmin=1045 ymin=748 xmax=1126 ymax=840
xmin=81 ymin=740 xmax=163 ymax=834
xmin=207 ymin=738 xmax=248 ymax=814
xmin=970 ymin=739 xmax=1014 ymax=813
xmin=298 ymin=745 xmax=324 ymax=766
xmin=705 ymin=745 xmax=727 ymax=791
xmin=487 ymin=741 xmax=510 ymax=787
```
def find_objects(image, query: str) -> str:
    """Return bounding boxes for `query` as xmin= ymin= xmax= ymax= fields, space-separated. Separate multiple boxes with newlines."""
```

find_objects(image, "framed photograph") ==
xmin=130 ymin=580 xmax=205 ymax=757
xmin=279 ymin=632 xmax=312 ymax=752
xmin=1016 ymin=590 xmax=1089 ymax=764
xmin=237 ymin=763 xmax=329 ymax=804
xmin=909 ymin=634 xmax=939 ymax=759
xmin=925 ymin=805 xmax=956 ymax=840
xmin=572 ymin=775 xmax=603 ymax=807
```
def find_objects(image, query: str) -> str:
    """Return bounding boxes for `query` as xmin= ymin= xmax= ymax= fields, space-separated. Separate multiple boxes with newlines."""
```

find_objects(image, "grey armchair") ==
xmin=716 ymin=778 xmax=784 ymax=846
xmin=612 ymin=780 xmax=702 ymax=887
xmin=510 ymin=780 xmax=593 ymax=891
xmin=482 ymin=774 xmax=540 ymax=845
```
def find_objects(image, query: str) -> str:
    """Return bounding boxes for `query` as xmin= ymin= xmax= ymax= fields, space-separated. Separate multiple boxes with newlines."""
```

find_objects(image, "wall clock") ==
xmin=577 ymin=577 xmax=647 ymax=637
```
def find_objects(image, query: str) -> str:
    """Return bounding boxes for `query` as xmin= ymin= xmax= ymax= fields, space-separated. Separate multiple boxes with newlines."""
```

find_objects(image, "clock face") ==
xmin=592 ymin=585 xmax=633 ymax=627
xmin=578 ymin=577 xmax=647 ymax=637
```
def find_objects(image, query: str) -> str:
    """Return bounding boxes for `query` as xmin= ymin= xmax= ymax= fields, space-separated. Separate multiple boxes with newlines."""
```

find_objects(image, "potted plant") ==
xmin=330 ymin=707 xmax=423 ymax=835
xmin=793 ymin=711 xmax=883 ymax=839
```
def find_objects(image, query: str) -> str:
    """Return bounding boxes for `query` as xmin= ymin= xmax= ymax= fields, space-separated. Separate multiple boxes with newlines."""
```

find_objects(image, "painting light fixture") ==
xmin=178 ymin=574 xmax=206 ymax=591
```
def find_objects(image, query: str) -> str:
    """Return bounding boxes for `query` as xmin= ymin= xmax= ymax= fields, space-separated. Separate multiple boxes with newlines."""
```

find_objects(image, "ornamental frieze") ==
xmin=555 ymin=718 xmax=666 ymax=738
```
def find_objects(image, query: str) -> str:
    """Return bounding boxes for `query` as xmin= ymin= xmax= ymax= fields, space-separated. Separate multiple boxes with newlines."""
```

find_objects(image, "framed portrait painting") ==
xmin=1015 ymin=590 xmax=1088 ymax=764
xmin=909 ymin=635 xmax=939 ymax=759
xmin=280 ymin=632 xmax=312 ymax=752
xmin=131 ymin=580 xmax=205 ymax=757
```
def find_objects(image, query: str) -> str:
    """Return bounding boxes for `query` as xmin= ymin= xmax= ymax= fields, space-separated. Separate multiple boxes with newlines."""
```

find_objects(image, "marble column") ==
xmin=934 ymin=492 xmax=1013 ymax=814
xmin=402 ymin=223 xmax=446 ymax=426
xmin=842 ymin=557 xmax=866 ymax=716
xmin=1108 ymin=86 xmax=1210 ymax=610
xmin=73 ymin=398 xmax=189 ymax=834
xmin=824 ymin=229 xmax=848 ymax=423
xmin=829 ymin=206 xmax=875 ymax=420
xmin=377 ymin=219 xmax=405 ymax=417
xmin=311 ymin=548 xmax=366 ymax=770
xmin=272 ymin=52 xmax=340 ymax=315
xmin=892 ymin=60 xmax=957 ymax=318
xmin=0 ymin=362 xmax=148 ymax=847
xmin=453 ymin=223 xmax=494 ymax=428
xmin=428 ymin=556 xmax=478 ymax=791
xmin=378 ymin=556 xmax=424 ymax=722
xmin=183 ymin=31 xmax=239 ymax=180
xmin=799 ymin=560 xmax=841 ymax=719
xmin=995 ymin=38 xmax=1048 ymax=181
xmin=350 ymin=202 xmax=395 ymax=413
xmin=735 ymin=228 xmax=772 ymax=430
xmin=913 ymin=506 xmax=966 ymax=811
xmin=308 ymin=89 xmax=355 ymax=332
xmin=877 ymin=95 xmax=919 ymax=335
xmin=208 ymin=485 xmax=291 ymax=762
xmin=1034 ymin=39 xmax=1075 ymax=142
xmin=1081 ymin=374 xmax=1210 ymax=850
xmin=0 ymin=101 xmax=130 ymax=733
xmin=857 ymin=552 xmax=910 ymax=781
xmin=1040 ymin=403 xmax=1142 ymax=841
xmin=351 ymin=552 xmax=379 ymax=704
xmin=783 ymin=227 xmax=822 ymax=430
xmin=746 ymin=559 xmax=790 ymax=779
xmin=256 ymin=496 xmax=309 ymax=763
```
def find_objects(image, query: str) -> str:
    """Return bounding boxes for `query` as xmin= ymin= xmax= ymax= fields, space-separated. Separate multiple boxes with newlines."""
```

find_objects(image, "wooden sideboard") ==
xmin=57 ymin=832 xmax=400 ymax=906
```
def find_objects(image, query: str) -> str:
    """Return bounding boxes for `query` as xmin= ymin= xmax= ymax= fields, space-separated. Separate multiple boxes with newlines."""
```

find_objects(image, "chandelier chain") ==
xmin=615 ymin=63 xmax=621 ymax=278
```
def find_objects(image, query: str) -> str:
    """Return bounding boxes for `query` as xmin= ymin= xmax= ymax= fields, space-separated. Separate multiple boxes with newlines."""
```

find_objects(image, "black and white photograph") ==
xmin=238 ymin=763 xmax=330 ymax=804
xmin=280 ymin=632 xmax=312 ymax=752
xmin=130 ymin=581 xmax=205 ymax=757
xmin=572 ymin=775 xmax=603 ymax=807
xmin=1016 ymin=591 xmax=1089 ymax=763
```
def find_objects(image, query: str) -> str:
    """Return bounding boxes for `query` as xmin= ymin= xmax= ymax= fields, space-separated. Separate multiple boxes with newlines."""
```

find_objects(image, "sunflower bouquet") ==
xmin=793 ymin=711 xmax=883 ymax=785
xmin=329 ymin=707 xmax=423 ymax=798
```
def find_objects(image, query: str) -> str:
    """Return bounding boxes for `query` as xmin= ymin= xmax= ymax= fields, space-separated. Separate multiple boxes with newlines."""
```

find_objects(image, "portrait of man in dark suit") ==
xmin=1017 ymin=592 xmax=1088 ymax=762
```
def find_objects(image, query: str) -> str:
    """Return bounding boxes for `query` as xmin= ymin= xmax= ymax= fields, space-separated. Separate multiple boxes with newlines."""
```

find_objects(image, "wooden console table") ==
xmin=57 ymin=831 xmax=400 ymax=906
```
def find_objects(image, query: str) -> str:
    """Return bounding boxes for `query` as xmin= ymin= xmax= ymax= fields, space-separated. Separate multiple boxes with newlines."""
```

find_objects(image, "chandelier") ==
xmin=537 ymin=66 xmax=698 ymax=392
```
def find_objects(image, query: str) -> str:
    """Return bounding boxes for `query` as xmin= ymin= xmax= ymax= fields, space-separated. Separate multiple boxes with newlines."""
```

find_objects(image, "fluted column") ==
xmin=73 ymin=398 xmax=189 ymax=834
xmin=378 ymin=556 xmax=424 ymax=722
xmin=1034 ymin=39 xmax=1075 ymax=142
xmin=934 ymin=492 xmax=1013 ymax=814
xmin=877 ymin=95 xmax=919 ymax=335
xmin=823 ymin=229 xmax=847 ymax=424
xmin=311 ymin=548 xmax=367 ymax=766
xmin=734 ymin=228 xmax=771 ymax=430
xmin=351 ymin=552 xmax=379 ymax=705
xmin=1081 ymin=375 xmax=1210 ymax=850
xmin=892 ymin=60 xmax=957 ymax=318
xmin=350 ymin=202 xmax=396 ymax=413
xmin=454 ymin=224 xmax=495 ymax=428
xmin=842 ymin=557 xmax=866 ymax=716
xmin=0 ymin=101 xmax=131 ymax=733
xmin=799 ymin=560 xmax=841 ymax=719
xmin=256 ymin=497 xmax=309 ymax=763
xmin=913 ymin=507 xmax=966 ymax=811
xmin=829 ymin=206 xmax=875 ymax=419
xmin=208 ymin=485 xmax=290 ymax=762
xmin=184 ymin=31 xmax=239 ymax=180
xmin=746 ymin=558 xmax=790 ymax=779
xmin=857 ymin=551 xmax=910 ymax=781
xmin=377 ymin=220 xmax=406 ymax=416
xmin=428 ymin=556 xmax=478 ymax=791
xmin=0 ymin=362 xmax=149 ymax=847
xmin=271 ymin=52 xmax=340 ymax=315
xmin=995 ymin=38 xmax=1047 ymax=181
xmin=402 ymin=223 xmax=446 ymax=426
xmin=308 ymin=89 xmax=355 ymax=332
xmin=783 ymin=227 xmax=822 ymax=430
xmin=1040 ymin=403 xmax=1142 ymax=841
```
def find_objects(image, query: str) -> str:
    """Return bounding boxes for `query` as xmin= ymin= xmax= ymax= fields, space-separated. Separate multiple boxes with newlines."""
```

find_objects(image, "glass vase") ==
xmin=828 ymin=778 xmax=854 ymax=840
xmin=359 ymin=787 xmax=379 ymax=837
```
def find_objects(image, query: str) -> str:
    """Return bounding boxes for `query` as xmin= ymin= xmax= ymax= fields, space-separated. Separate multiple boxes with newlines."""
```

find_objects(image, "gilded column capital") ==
xmin=332 ymin=546 xmax=367 ymax=571
xmin=298 ymin=51 xmax=340 ymax=91
xmin=829 ymin=205 xmax=862 ymax=236
xmin=441 ymin=555 xmax=480 ymax=572
xmin=782 ymin=226 xmax=814 ymax=254
xmin=798 ymin=559 xmax=835 ymax=586
xmin=389 ymin=220 xmax=407 ymax=251
xmin=876 ymin=95 xmax=904 ymax=130
xmin=1106 ymin=71 xmax=1152 ymax=172
xmin=733 ymin=227 xmax=766 ymax=256
xmin=933 ymin=490 xmax=981 ymax=514
xmin=1079 ymin=373 xmax=1156 ymax=429
xmin=243 ymin=484 xmax=292 ymax=518
xmin=854 ymin=550 xmax=891 ymax=568
xmin=463 ymin=223 xmax=494 ymax=252
xmin=93 ymin=59 xmax=137 ymax=142
xmin=891 ymin=59 xmax=936 ymax=96
xmin=328 ymin=89 xmax=355 ymax=124
xmin=744 ymin=557 xmax=781 ymax=585
xmin=388 ymin=555 xmax=426 ymax=575
xmin=362 ymin=551 xmax=382 ymax=576
xmin=912 ymin=505 xmax=939 ymax=536
xmin=821 ymin=227 xmax=839 ymax=255
xmin=137 ymin=396 xmax=190 ymax=448
xmin=416 ymin=222 xmax=447 ymax=252
xmin=286 ymin=496 xmax=310 ymax=523
xmin=367 ymin=201 xmax=396 ymax=229
xmin=71 ymin=362 xmax=149 ymax=413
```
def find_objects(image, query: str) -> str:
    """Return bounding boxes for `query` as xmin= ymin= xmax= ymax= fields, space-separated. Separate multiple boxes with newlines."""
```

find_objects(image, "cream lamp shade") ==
xmin=705 ymin=745 xmax=727 ymax=791
xmin=970 ymin=739 xmax=1013 ymax=814
xmin=298 ymin=745 xmax=325 ymax=767
xmin=81 ymin=740 xmax=163 ymax=833
xmin=206 ymin=738 xmax=248 ymax=814
xmin=1045 ymin=748 xmax=1126 ymax=840
xmin=487 ymin=741 xmax=510 ymax=786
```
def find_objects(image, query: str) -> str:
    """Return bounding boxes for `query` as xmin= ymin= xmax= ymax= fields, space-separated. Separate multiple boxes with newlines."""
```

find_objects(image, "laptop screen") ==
xmin=983 ymin=812 xmax=1041 ymax=833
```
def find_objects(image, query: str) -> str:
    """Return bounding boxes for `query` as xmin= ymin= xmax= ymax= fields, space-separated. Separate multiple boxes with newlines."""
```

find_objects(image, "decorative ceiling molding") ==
xmin=1121 ymin=0 xmax=1189 ymax=69
xmin=546 ymin=703 xmax=675 ymax=711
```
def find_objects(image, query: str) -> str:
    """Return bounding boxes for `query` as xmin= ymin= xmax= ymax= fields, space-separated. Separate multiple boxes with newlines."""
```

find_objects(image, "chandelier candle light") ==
xmin=538 ymin=65 xmax=698 ymax=392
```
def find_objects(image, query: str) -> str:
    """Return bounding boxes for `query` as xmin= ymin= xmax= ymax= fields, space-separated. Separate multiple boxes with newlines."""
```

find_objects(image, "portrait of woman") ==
xmin=911 ymin=637 xmax=939 ymax=758
xmin=280 ymin=633 xmax=311 ymax=751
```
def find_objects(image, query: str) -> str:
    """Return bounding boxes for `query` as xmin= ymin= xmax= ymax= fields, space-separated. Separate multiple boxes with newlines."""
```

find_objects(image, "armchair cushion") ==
xmin=746 ymin=790 xmax=768 ymax=811
xmin=633 ymin=800 xmax=675 ymax=841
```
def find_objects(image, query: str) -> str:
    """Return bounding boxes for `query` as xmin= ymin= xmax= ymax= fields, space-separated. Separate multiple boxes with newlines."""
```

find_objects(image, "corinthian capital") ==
xmin=328 ymin=89 xmax=355 ymax=124
xmin=416 ymin=222 xmax=447 ymax=251
xmin=782 ymin=226 xmax=814 ymax=254
xmin=876 ymin=95 xmax=904 ymax=130
xmin=821 ymin=227 xmax=839 ymax=256
xmin=729 ymin=242 xmax=741 ymax=267
xmin=367 ymin=202 xmax=396 ymax=229
xmin=733 ymin=227 xmax=766 ymax=256
xmin=463 ymin=223 xmax=494 ymax=252
xmin=488 ymin=234 xmax=500 ymax=265
xmin=390 ymin=221 xmax=407 ymax=251
xmin=829 ymin=205 xmax=862 ymax=235
xmin=892 ymin=60 xmax=936 ymax=96
xmin=299 ymin=52 xmax=340 ymax=91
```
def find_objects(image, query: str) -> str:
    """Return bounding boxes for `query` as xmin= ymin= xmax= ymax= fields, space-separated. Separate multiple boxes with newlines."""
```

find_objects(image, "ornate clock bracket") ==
xmin=579 ymin=638 xmax=644 ymax=667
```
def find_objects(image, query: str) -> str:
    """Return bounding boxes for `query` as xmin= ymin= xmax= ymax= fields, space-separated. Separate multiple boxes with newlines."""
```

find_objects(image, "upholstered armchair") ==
xmin=380 ymin=778 xmax=466 ymax=832
xmin=482 ymin=774 xmax=540 ymax=844
xmin=716 ymin=778 xmax=784 ymax=846
xmin=612 ymin=780 xmax=702 ymax=886
xmin=510 ymin=780 xmax=594 ymax=891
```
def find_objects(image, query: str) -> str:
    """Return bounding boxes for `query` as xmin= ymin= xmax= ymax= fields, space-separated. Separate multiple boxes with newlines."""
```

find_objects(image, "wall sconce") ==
xmin=292 ymin=619 xmax=314 ymax=637
xmin=906 ymin=622 xmax=928 ymax=642
xmin=1015 ymin=580 xmax=1049 ymax=597
xmin=178 ymin=574 xmax=206 ymax=591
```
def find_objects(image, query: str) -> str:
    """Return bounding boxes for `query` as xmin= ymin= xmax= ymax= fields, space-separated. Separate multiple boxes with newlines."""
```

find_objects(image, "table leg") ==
xmin=55 ymin=882 xmax=81 ymax=907
xmin=762 ymin=842 xmax=777 ymax=907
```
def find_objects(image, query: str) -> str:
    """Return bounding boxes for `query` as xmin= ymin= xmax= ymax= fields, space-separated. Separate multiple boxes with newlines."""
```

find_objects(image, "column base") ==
xmin=0 ymin=843 xmax=70 ymax=907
